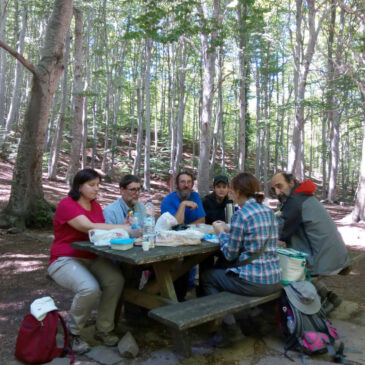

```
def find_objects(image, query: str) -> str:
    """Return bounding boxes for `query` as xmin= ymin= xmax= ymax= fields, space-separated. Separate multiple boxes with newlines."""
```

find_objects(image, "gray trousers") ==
xmin=48 ymin=256 xmax=124 ymax=335
xmin=202 ymin=268 xmax=282 ymax=325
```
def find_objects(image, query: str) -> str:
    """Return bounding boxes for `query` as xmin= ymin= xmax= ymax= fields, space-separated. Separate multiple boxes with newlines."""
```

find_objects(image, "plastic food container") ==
xmin=110 ymin=238 xmax=135 ymax=250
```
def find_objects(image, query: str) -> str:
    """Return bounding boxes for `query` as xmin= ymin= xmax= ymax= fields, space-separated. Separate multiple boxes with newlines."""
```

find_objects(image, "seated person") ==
xmin=270 ymin=172 xmax=350 ymax=311
xmin=161 ymin=171 xmax=206 ymax=225
xmin=103 ymin=174 xmax=145 ymax=226
xmin=202 ymin=172 xmax=281 ymax=347
xmin=203 ymin=175 xmax=230 ymax=224
xmin=48 ymin=169 xmax=132 ymax=354
xmin=161 ymin=171 xmax=206 ymax=301
xmin=103 ymin=174 xmax=146 ymax=318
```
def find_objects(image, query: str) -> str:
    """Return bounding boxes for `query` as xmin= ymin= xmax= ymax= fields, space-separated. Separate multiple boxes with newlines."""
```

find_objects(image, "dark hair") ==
xmin=175 ymin=171 xmax=194 ymax=186
xmin=119 ymin=174 xmax=141 ymax=189
xmin=68 ymin=169 xmax=101 ymax=201
xmin=230 ymin=172 xmax=264 ymax=204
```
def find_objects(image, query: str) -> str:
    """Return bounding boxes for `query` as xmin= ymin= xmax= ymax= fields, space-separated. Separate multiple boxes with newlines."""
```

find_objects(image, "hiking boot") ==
xmin=327 ymin=291 xmax=342 ymax=308
xmin=94 ymin=331 xmax=119 ymax=346
xmin=322 ymin=298 xmax=335 ymax=315
xmin=70 ymin=334 xmax=91 ymax=354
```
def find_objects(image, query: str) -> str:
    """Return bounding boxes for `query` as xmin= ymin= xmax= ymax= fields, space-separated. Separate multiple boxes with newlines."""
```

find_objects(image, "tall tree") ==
xmin=0 ymin=0 xmax=73 ymax=229
xmin=197 ymin=0 xmax=221 ymax=196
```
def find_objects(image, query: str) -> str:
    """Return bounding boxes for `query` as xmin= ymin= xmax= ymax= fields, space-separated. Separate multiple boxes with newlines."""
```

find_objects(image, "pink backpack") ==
xmin=15 ymin=310 xmax=73 ymax=364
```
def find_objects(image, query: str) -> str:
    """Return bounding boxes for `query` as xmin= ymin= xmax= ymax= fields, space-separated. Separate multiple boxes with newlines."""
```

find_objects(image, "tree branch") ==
xmin=0 ymin=40 xmax=38 ymax=76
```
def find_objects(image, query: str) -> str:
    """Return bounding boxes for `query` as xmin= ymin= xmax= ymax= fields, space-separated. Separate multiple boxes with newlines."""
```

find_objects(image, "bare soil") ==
xmin=1 ymin=159 xmax=365 ymax=363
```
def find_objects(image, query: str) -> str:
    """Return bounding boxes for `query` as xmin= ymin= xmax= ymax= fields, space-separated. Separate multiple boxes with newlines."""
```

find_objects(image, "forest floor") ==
xmin=1 ymin=158 xmax=365 ymax=364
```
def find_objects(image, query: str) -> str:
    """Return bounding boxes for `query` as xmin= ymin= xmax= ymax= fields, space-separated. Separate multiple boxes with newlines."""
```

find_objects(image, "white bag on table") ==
xmin=277 ymin=247 xmax=309 ymax=284
xmin=88 ymin=228 xmax=129 ymax=246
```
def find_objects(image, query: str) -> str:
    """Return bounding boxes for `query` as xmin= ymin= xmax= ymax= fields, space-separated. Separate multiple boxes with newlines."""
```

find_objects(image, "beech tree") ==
xmin=0 ymin=0 xmax=73 ymax=229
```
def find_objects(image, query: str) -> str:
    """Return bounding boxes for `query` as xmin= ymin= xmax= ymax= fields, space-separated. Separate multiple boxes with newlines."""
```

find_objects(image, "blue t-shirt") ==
xmin=160 ymin=191 xmax=206 ymax=224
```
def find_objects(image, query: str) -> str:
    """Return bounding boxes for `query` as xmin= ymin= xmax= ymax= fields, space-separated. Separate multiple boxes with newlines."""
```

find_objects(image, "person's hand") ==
xmin=182 ymin=201 xmax=198 ymax=210
xmin=275 ymin=210 xmax=282 ymax=217
xmin=278 ymin=240 xmax=286 ymax=247
xmin=212 ymin=220 xmax=229 ymax=234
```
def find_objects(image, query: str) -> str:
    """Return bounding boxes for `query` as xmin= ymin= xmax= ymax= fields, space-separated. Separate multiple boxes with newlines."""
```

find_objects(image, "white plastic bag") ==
xmin=155 ymin=229 xmax=204 ymax=246
xmin=155 ymin=212 xmax=178 ymax=232
xmin=88 ymin=228 xmax=129 ymax=246
xmin=277 ymin=248 xmax=309 ymax=284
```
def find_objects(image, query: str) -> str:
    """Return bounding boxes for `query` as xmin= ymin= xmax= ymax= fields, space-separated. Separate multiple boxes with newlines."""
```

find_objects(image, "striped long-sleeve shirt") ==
xmin=219 ymin=198 xmax=282 ymax=284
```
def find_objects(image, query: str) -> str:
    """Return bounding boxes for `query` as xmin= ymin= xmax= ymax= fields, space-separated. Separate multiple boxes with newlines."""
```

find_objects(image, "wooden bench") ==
xmin=148 ymin=290 xmax=282 ymax=357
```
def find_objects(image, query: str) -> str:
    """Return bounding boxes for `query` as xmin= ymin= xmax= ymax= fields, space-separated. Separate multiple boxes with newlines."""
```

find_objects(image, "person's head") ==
xmin=213 ymin=175 xmax=229 ymax=202
xmin=270 ymin=172 xmax=296 ymax=201
xmin=230 ymin=172 xmax=264 ymax=205
xmin=68 ymin=169 xmax=101 ymax=201
xmin=119 ymin=174 xmax=142 ymax=208
xmin=175 ymin=171 xmax=194 ymax=200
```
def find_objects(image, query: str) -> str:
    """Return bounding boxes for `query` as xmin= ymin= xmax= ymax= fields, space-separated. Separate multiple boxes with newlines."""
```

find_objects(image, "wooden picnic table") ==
xmin=71 ymin=240 xmax=220 ymax=309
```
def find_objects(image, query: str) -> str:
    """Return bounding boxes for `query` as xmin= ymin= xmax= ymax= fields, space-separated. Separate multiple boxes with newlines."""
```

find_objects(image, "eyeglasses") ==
xmin=126 ymin=187 xmax=142 ymax=193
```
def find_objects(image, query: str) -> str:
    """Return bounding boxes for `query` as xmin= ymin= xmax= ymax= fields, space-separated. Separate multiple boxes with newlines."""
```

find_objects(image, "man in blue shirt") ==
xmin=104 ymin=174 xmax=145 ymax=225
xmin=161 ymin=171 xmax=206 ymax=224
xmin=161 ymin=171 xmax=206 ymax=301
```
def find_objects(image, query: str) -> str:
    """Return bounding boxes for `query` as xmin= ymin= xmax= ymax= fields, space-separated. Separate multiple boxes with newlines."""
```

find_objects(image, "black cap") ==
xmin=213 ymin=175 xmax=229 ymax=186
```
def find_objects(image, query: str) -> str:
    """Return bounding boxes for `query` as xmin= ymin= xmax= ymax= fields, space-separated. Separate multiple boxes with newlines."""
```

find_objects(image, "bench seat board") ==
xmin=148 ymin=291 xmax=282 ymax=331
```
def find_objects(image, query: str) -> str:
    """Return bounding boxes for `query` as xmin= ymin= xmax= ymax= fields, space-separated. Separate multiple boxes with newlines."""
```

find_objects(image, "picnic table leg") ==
xmin=153 ymin=261 xmax=178 ymax=302
xmin=172 ymin=329 xmax=192 ymax=358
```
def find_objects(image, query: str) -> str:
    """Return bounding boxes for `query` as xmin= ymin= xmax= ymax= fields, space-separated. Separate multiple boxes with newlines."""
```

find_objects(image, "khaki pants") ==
xmin=48 ymin=256 xmax=124 ymax=335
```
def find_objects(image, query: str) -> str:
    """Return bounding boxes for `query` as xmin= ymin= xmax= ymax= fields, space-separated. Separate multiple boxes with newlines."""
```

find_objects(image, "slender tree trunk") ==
xmin=210 ymin=45 xmax=223 ymax=176
xmin=0 ymin=0 xmax=8 ymax=128
xmin=0 ymin=0 xmax=73 ymax=229
xmin=173 ymin=37 xmax=187 ymax=175
xmin=5 ymin=6 xmax=27 ymax=136
xmin=48 ymin=32 xmax=71 ymax=180
xmin=143 ymin=38 xmax=152 ymax=191
xmin=237 ymin=1 xmax=247 ymax=171
xmin=66 ymin=8 xmax=84 ymax=184
xmin=197 ymin=0 xmax=220 ymax=196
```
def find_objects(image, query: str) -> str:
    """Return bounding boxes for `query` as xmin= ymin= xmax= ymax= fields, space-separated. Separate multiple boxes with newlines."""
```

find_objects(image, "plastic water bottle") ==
xmin=143 ymin=200 xmax=155 ymax=248
xmin=131 ymin=212 xmax=140 ymax=229
xmin=287 ymin=314 xmax=295 ymax=334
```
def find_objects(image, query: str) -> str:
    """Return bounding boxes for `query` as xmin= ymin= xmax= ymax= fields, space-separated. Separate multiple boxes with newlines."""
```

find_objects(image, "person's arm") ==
xmin=67 ymin=215 xmax=132 ymax=233
xmin=175 ymin=200 xmax=198 ymax=224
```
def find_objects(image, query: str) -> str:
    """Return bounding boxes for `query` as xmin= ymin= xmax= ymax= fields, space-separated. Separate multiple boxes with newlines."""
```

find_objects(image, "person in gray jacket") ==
xmin=270 ymin=172 xmax=350 ymax=312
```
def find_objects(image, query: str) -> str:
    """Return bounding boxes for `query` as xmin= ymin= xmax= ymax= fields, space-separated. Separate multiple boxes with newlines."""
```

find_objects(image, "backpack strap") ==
xmin=55 ymin=312 xmax=75 ymax=364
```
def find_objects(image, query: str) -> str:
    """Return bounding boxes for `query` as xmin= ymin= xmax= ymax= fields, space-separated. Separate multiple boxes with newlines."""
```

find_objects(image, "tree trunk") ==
xmin=0 ymin=0 xmax=73 ymax=229
xmin=237 ymin=1 xmax=247 ymax=172
xmin=287 ymin=0 xmax=323 ymax=180
xmin=5 ymin=6 xmax=27 ymax=135
xmin=66 ymin=7 xmax=84 ymax=184
xmin=143 ymin=38 xmax=152 ymax=191
xmin=197 ymin=0 xmax=220 ymax=196
xmin=173 ymin=37 xmax=187 ymax=176
xmin=0 ymin=0 xmax=7 ymax=128
xmin=48 ymin=32 xmax=71 ymax=180
xmin=210 ymin=45 xmax=223 ymax=177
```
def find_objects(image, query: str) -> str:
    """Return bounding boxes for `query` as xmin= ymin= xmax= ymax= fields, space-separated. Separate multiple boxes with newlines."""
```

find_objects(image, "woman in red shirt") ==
xmin=48 ymin=169 xmax=131 ymax=354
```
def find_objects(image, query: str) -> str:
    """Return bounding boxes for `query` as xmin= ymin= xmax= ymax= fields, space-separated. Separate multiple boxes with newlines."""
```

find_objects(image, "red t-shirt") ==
xmin=50 ymin=196 xmax=105 ymax=264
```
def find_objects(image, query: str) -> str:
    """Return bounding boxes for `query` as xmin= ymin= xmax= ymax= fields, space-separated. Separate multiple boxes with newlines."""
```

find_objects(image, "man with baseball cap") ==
xmin=203 ymin=175 xmax=230 ymax=225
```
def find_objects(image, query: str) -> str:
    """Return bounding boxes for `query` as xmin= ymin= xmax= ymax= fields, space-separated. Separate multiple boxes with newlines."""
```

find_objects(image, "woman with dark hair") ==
xmin=202 ymin=172 xmax=282 ymax=347
xmin=48 ymin=169 xmax=131 ymax=354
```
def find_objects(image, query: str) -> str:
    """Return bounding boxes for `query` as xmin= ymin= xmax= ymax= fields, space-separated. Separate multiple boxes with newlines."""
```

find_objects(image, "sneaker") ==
xmin=70 ymin=334 xmax=91 ymax=354
xmin=94 ymin=331 xmax=119 ymax=346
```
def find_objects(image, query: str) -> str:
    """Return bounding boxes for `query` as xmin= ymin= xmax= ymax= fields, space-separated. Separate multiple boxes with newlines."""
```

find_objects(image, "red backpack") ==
xmin=15 ymin=310 xmax=73 ymax=364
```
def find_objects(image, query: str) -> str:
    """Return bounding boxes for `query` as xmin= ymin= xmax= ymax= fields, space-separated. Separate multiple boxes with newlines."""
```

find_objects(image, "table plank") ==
xmin=71 ymin=240 xmax=220 ymax=265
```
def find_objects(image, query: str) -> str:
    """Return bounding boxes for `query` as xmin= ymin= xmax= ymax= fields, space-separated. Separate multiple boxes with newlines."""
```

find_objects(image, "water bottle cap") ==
xmin=147 ymin=199 xmax=152 ymax=203
xmin=133 ymin=212 xmax=139 ymax=216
